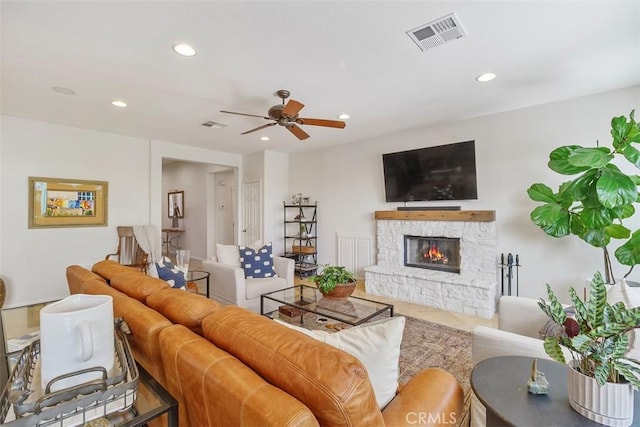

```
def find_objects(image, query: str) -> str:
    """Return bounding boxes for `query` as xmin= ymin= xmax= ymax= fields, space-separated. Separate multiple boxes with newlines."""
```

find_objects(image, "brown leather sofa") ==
xmin=67 ymin=260 xmax=464 ymax=426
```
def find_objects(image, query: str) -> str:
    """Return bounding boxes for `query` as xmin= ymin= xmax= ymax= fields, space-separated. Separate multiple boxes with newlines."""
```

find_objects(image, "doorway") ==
xmin=212 ymin=169 xmax=236 ymax=250
xmin=162 ymin=160 xmax=238 ymax=261
xmin=242 ymin=181 xmax=262 ymax=245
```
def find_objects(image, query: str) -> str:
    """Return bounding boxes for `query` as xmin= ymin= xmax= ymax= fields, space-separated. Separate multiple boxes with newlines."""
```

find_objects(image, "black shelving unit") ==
xmin=283 ymin=201 xmax=317 ymax=277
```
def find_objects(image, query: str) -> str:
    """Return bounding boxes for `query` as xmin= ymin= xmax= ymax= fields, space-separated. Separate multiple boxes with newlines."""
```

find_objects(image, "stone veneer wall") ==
xmin=364 ymin=219 xmax=498 ymax=319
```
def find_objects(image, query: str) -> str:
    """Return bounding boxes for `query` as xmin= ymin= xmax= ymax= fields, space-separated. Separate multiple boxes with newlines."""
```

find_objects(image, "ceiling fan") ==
xmin=220 ymin=90 xmax=346 ymax=141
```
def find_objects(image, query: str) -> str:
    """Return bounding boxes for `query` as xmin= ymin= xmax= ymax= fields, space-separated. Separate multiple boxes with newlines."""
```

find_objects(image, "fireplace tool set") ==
xmin=500 ymin=253 xmax=521 ymax=296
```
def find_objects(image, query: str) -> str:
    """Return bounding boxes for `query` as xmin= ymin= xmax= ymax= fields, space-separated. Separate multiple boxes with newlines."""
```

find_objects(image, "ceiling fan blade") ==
xmin=282 ymin=99 xmax=305 ymax=118
xmin=241 ymin=122 xmax=276 ymax=135
xmin=296 ymin=118 xmax=346 ymax=129
xmin=287 ymin=124 xmax=310 ymax=140
xmin=220 ymin=110 xmax=270 ymax=120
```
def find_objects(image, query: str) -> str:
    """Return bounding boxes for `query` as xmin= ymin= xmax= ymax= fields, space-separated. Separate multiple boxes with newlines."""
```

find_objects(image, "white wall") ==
xmin=243 ymin=151 xmax=264 ymax=184
xmin=1 ymin=116 xmax=150 ymax=307
xmin=289 ymin=86 xmax=640 ymax=301
xmin=263 ymin=150 xmax=289 ymax=255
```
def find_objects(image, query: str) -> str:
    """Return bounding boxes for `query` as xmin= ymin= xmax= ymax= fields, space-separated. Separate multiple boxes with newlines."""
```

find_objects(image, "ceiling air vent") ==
xmin=406 ymin=12 xmax=467 ymax=52
xmin=201 ymin=120 xmax=228 ymax=129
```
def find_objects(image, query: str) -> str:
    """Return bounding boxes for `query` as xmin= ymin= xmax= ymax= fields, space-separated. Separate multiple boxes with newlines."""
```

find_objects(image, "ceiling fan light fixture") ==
xmin=260 ymin=136 xmax=270 ymax=141
xmin=338 ymin=113 xmax=350 ymax=120
xmin=476 ymin=72 xmax=496 ymax=82
xmin=220 ymin=89 xmax=347 ymax=141
xmin=111 ymin=100 xmax=128 ymax=108
xmin=172 ymin=43 xmax=196 ymax=57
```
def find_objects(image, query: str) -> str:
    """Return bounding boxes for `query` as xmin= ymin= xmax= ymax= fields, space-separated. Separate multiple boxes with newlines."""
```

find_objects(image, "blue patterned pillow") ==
xmin=239 ymin=242 xmax=277 ymax=279
xmin=155 ymin=257 xmax=187 ymax=290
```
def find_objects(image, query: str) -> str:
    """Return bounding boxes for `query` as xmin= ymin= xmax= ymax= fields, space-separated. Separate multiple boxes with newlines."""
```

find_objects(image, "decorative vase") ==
xmin=319 ymin=281 xmax=356 ymax=300
xmin=567 ymin=363 xmax=634 ymax=427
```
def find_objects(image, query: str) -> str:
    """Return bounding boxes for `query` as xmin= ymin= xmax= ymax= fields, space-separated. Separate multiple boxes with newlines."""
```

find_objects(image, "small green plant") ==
xmin=538 ymin=271 xmax=640 ymax=386
xmin=310 ymin=265 xmax=355 ymax=293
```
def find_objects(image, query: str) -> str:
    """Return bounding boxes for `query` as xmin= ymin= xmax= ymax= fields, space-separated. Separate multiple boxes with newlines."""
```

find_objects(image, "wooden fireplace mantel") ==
xmin=374 ymin=210 xmax=495 ymax=222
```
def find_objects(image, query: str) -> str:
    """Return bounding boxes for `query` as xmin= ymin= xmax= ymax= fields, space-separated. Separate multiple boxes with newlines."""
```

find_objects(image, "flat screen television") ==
xmin=382 ymin=140 xmax=478 ymax=202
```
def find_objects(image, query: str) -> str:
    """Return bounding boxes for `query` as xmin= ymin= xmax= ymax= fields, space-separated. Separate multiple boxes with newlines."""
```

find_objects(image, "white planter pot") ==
xmin=567 ymin=364 xmax=634 ymax=427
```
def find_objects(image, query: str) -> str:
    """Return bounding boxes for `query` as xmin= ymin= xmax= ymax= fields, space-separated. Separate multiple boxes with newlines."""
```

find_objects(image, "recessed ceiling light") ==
xmin=52 ymin=86 xmax=76 ymax=95
xmin=338 ymin=113 xmax=350 ymax=120
xmin=111 ymin=100 xmax=128 ymax=108
xmin=260 ymin=136 xmax=270 ymax=141
xmin=172 ymin=43 xmax=196 ymax=57
xmin=476 ymin=73 xmax=496 ymax=82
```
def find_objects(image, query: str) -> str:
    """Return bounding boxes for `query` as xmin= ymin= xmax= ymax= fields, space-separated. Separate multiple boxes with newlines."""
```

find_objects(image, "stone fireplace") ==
xmin=364 ymin=210 xmax=498 ymax=319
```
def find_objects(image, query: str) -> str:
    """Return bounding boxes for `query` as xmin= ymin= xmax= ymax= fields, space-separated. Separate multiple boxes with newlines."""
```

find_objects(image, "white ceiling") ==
xmin=2 ymin=1 xmax=639 ymax=155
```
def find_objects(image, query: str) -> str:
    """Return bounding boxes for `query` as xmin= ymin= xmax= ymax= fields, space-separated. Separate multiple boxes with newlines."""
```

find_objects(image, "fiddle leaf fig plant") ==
xmin=527 ymin=111 xmax=640 ymax=281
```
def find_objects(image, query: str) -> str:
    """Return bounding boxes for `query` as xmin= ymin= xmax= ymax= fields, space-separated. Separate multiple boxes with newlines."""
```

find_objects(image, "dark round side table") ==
xmin=471 ymin=355 xmax=640 ymax=427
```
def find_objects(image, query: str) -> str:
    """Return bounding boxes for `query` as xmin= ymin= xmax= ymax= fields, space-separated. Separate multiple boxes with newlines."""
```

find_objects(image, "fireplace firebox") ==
xmin=404 ymin=235 xmax=461 ymax=274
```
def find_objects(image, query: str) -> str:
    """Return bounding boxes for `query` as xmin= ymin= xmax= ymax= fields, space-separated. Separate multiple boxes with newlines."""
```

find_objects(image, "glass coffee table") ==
xmin=261 ymin=285 xmax=393 ymax=326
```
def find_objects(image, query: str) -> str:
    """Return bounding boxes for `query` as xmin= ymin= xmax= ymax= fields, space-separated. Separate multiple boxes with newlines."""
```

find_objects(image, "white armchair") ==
xmin=472 ymin=296 xmax=560 ymax=363
xmin=202 ymin=255 xmax=294 ymax=313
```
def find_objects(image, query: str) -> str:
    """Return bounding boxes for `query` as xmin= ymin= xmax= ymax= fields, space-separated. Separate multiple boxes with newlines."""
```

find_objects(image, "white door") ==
xmin=242 ymin=181 xmax=262 ymax=245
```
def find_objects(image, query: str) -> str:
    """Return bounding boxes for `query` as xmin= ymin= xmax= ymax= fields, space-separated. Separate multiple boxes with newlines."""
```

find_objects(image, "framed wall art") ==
xmin=168 ymin=190 xmax=184 ymax=218
xmin=28 ymin=177 xmax=108 ymax=228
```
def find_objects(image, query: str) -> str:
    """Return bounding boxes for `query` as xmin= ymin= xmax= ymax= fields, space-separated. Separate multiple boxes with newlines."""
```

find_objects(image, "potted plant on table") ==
xmin=539 ymin=272 xmax=640 ymax=426
xmin=529 ymin=111 xmax=640 ymax=425
xmin=310 ymin=265 xmax=356 ymax=300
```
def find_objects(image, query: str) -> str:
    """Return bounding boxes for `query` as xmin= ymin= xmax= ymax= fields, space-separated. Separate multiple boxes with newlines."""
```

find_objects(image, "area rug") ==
xmin=398 ymin=315 xmax=472 ymax=427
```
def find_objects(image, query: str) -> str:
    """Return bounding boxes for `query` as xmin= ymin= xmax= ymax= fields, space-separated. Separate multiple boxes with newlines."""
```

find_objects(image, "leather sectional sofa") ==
xmin=66 ymin=260 xmax=464 ymax=426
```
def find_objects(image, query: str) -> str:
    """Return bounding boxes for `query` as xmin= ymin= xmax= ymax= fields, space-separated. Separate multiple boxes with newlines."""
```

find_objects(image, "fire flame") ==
xmin=423 ymin=244 xmax=448 ymax=264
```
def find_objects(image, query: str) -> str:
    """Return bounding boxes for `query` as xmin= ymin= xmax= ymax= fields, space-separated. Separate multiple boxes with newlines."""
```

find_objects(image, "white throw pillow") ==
xmin=275 ymin=316 xmax=405 ymax=409
xmin=216 ymin=240 xmax=263 ymax=267
xmin=216 ymin=244 xmax=241 ymax=267
xmin=607 ymin=279 xmax=640 ymax=360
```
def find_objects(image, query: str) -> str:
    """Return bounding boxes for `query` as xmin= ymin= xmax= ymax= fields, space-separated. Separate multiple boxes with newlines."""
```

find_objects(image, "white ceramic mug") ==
xmin=40 ymin=294 xmax=114 ymax=391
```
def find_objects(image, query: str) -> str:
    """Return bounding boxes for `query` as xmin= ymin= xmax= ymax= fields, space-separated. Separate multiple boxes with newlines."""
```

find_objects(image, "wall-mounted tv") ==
xmin=382 ymin=140 xmax=478 ymax=202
